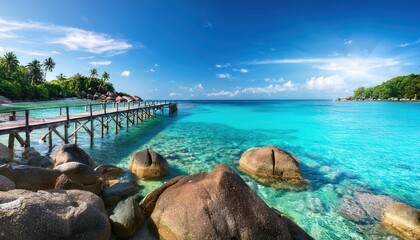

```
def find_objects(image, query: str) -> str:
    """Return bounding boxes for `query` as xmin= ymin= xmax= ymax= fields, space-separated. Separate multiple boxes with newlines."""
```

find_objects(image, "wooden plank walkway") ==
xmin=0 ymin=101 xmax=178 ymax=154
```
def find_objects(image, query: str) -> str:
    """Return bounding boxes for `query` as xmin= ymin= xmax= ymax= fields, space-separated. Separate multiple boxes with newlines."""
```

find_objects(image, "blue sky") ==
xmin=0 ymin=0 xmax=419 ymax=99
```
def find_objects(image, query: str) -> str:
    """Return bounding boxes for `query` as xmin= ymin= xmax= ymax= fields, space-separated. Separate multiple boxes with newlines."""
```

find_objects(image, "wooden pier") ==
xmin=0 ymin=101 xmax=178 ymax=156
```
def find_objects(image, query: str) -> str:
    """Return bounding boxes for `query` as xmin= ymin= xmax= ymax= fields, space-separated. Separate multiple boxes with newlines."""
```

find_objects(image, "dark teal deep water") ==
xmin=1 ymin=100 xmax=419 ymax=239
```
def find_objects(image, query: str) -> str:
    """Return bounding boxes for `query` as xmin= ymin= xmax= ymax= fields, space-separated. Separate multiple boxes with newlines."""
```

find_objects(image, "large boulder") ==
xmin=141 ymin=164 xmax=311 ymax=240
xmin=129 ymin=149 xmax=169 ymax=180
xmin=382 ymin=203 xmax=420 ymax=240
xmin=0 ymin=189 xmax=111 ymax=239
xmin=0 ymin=164 xmax=60 ymax=190
xmin=55 ymin=174 xmax=102 ymax=195
xmin=52 ymin=144 xmax=95 ymax=168
xmin=109 ymin=196 xmax=145 ymax=238
xmin=102 ymin=180 xmax=141 ymax=207
xmin=0 ymin=175 xmax=15 ymax=191
xmin=238 ymin=146 xmax=307 ymax=188
xmin=354 ymin=192 xmax=397 ymax=221
xmin=54 ymin=162 xmax=99 ymax=185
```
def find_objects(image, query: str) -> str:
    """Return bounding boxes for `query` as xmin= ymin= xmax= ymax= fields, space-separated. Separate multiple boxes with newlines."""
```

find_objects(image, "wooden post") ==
xmin=48 ymin=127 xmax=52 ymax=149
xmin=64 ymin=106 xmax=69 ymax=143
xmin=106 ymin=116 xmax=109 ymax=134
xmin=74 ymin=121 xmax=78 ymax=144
xmin=25 ymin=110 xmax=30 ymax=147
xmin=8 ymin=133 xmax=14 ymax=160
xmin=104 ymin=102 xmax=107 ymax=114
xmin=116 ymin=103 xmax=119 ymax=134
xmin=59 ymin=107 xmax=62 ymax=115
xmin=90 ymin=104 xmax=94 ymax=145
xmin=9 ymin=111 xmax=16 ymax=121
xmin=101 ymin=116 xmax=104 ymax=137
xmin=126 ymin=112 xmax=129 ymax=130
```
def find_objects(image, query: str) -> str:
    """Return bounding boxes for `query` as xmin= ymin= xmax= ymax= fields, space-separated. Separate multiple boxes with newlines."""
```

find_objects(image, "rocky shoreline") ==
xmin=0 ymin=144 xmax=419 ymax=239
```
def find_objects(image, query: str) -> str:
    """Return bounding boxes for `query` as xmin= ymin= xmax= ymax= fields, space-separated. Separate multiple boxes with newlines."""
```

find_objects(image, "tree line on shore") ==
xmin=0 ymin=52 xmax=114 ymax=101
xmin=353 ymin=74 xmax=419 ymax=100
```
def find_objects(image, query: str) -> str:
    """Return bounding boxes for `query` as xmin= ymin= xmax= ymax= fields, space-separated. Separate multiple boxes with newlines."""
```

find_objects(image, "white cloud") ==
xmin=305 ymin=75 xmax=346 ymax=90
xmin=0 ymin=18 xmax=133 ymax=54
xmin=170 ymin=92 xmax=179 ymax=97
xmin=264 ymin=77 xmax=285 ymax=83
xmin=249 ymin=57 xmax=400 ymax=80
xmin=400 ymin=38 xmax=420 ymax=47
xmin=215 ymin=63 xmax=231 ymax=68
xmin=242 ymin=81 xmax=296 ymax=95
xmin=79 ymin=56 xmax=95 ymax=60
xmin=145 ymin=64 xmax=158 ymax=73
xmin=120 ymin=71 xmax=130 ymax=77
xmin=207 ymin=90 xmax=240 ymax=97
xmin=51 ymin=50 xmax=61 ymax=54
xmin=88 ymin=60 xmax=112 ymax=67
xmin=344 ymin=39 xmax=352 ymax=45
xmin=217 ymin=73 xmax=231 ymax=79
xmin=233 ymin=68 xmax=249 ymax=73
xmin=194 ymin=83 xmax=203 ymax=90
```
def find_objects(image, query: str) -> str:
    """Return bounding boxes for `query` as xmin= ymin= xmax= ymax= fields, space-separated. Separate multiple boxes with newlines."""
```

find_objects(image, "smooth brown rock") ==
xmin=95 ymin=164 xmax=124 ymax=180
xmin=54 ymin=162 xmax=99 ymax=185
xmin=0 ymin=175 xmax=15 ymax=191
xmin=54 ymin=174 xmax=102 ymax=195
xmin=52 ymin=144 xmax=95 ymax=168
xmin=0 ymin=189 xmax=111 ymax=240
xmin=141 ymin=164 xmax=311 ymax=240
xmin=129 ymin=149 xmax=169 ymax=180
xmin=0 ymin=164 xmax=60 ymax=190
xmin=238 ymin=146 xmax=307 ymax=188
xmin=382 ymin=203 xmax=420 ymax=240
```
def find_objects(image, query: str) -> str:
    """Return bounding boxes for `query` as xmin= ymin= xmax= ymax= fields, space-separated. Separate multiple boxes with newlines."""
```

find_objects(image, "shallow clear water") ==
xmin=1 ymin=100 xmax=419 ymax=239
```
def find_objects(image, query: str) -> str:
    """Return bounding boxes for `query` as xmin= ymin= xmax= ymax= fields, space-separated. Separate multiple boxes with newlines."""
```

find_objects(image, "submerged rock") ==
xmin=238 ymin=146 xmax=307 ymax=188
xmin=382 ymin=203 xmax=420 ymax=240
xmin=338 ymin=198 xmax=371 ymax=224
xmin=53 ymin=144 xmax=95 ymax=168
xmin=355 ymin=192 xmax=397 ymax=221
xmin=54 ymin=174 xmax=102 ymax=195
xmin=109 ymin=196 xmax=145 ymax=238
xmin=129 ymin=149 xmax=169 ymax=180
xmin=0 ymin=189 xmax=111 ymax=240
xmin=141 ymin=164 xmax=311 ymax=240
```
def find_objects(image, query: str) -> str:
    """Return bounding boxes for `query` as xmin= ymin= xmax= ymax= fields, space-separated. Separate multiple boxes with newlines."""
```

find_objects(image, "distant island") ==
xmin=0 ymin=52 xmax=115 ymax=101
xmin=337 ymin=73 xmax=420 ymax=101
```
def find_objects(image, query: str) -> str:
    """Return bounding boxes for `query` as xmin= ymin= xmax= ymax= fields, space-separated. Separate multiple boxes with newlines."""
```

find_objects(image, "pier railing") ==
xmin=0 ymin=100 xmax=178 ymax=156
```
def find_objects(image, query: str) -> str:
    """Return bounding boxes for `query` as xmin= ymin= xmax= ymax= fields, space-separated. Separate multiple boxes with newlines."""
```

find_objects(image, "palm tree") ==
xmin=102 ymin=71 xmax=110 ymax=82
xmin=3 ymin=52 xmax=20 ymax=73
xmin=43 ymin=57 xmax=55 ymax=81
xmin=26 ymin=59 xmax=44 ymax=85
xmin=89 ymin=68 xmax=98 ymax=79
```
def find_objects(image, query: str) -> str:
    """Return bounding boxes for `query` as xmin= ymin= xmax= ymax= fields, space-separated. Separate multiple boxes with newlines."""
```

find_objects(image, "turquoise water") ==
xmin=1 ymin=100 xmax=419 ymax=239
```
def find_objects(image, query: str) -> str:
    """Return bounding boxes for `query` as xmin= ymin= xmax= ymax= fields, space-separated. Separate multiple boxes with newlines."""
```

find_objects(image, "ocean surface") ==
xmin=1 ymin=99 xmax=419 ymax=239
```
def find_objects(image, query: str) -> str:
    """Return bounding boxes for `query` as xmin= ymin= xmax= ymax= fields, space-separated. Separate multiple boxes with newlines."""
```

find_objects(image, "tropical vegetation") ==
xmin=0 ymin=52 xmax=114 ymax=100
xmin=353 ymin=74 xmax=420 ymax=100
